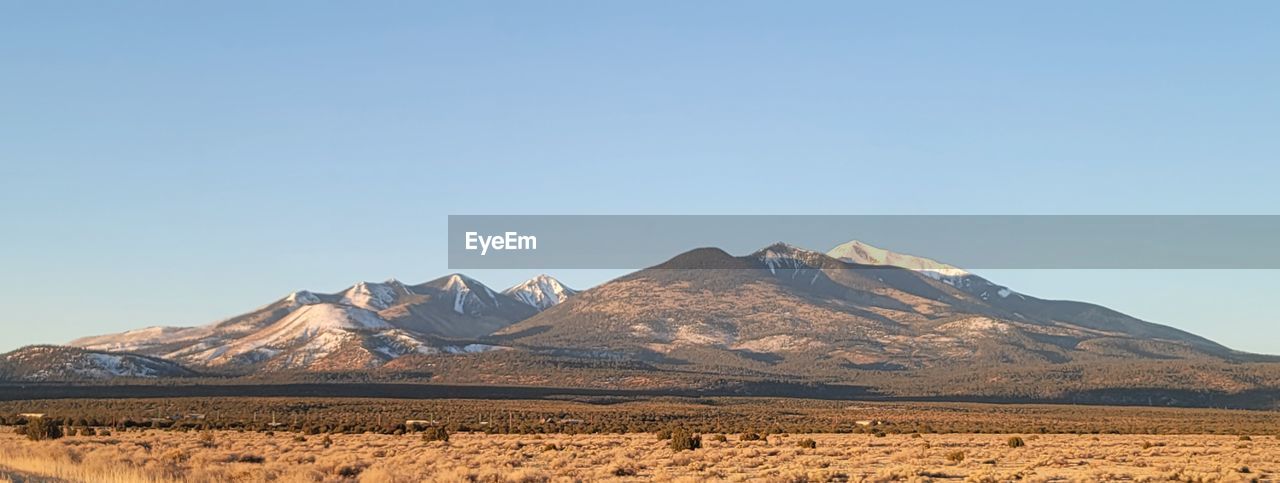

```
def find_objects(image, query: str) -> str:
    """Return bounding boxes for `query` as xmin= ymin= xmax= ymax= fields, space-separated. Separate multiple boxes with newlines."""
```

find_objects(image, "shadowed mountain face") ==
xmin=496 ymin=243 xmax=1241 ymax=374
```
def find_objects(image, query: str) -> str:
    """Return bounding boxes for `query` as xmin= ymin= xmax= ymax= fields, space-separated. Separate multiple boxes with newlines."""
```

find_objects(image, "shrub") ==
xmin=198 ymin=432 xmax=217 ymax=448
xmin=322 ymin=435 xmax=333 ymax=448
xmin=422 ymin=426 xmax=450 ymax=442
xmin=797 ymin=438 xmax=817 ymax=449
xmin=613 ymin=466 xmax=638 ymax=477
xmin=1239 ymin=435 xmax=1252 ymax=441
xmin=669 ymin=430 xmax=701 ymax=451
xmin=946 ymin=451 xmax=965 ymax=463
xmin=711 ymin=434 xmax=728 ymax=442
xmin=740 ymin=432 xmax=763 ymax=441
xmin=1007 ymin=436 xmax=1025 ymax=448
xmin=292 ymin=435 xmax=307 ymax=443
xmin=228 ymin=454 xmax=265 ymax=464
xmin=23 ymin=418 xmax=63 ymax=441
xmin=336 ymin=465 xmax=364 ymax=478
xmin=655 ymin=428 xmax=673 ymax=440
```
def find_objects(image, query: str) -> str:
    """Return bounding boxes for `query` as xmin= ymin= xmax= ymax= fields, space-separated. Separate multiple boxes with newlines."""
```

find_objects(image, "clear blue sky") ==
xmin=2 ymin=2 xmax=1277 ymax=353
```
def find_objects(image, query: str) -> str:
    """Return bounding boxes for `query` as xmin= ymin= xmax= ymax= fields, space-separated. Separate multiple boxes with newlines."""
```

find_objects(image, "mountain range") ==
xmin=4 ymin=239 xmax=1277 ymax=407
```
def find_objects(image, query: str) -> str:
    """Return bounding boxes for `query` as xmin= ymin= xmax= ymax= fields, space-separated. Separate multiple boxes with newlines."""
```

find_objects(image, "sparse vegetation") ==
xmin=0 ymin=430 xmax=1267 ymax=481
xmin=21 ymin=418 xmax=62 ymax=441
xmin=422 ymin=426 xmax=449 ymax=442
xmin=797 ymin=438 xmax=817 ymax=449
xmin=1006 ymin=436 xmax=1025 ymax=448
xmin=669 ymin=430 xmax=701 ymax=451
xmin=6 ymin=396 xmax=1280 ymax=436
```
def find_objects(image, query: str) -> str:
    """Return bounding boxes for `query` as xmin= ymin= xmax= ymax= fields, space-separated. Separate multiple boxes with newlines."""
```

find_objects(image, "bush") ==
xmin=655 ymin=428 xmax=673 ymax=440
xmin=1007 ymin=436 xmax=1025 ymax=448
xmin=1239 ymin=435 xmax=1252 ymax=441
xmin=422 ymin=426 xmax=449 ymax=442
xmin=612 ymin=466 xmax=638 ymax=477
xmin=322 ymin=435 xmax=333 ymax=448
xmin=228 ymin=454 xmax=265 ymax=464
xmin=740 ymin=432 xmax=763 ymax=441
xmin=23 ymin=418 xmax=63 ymax=441
xmin=198 ymin=432 xmax=217 ymax=448
xmin=797 ymin=438 xmax=817 ymax=449
xmin=946 ymin=451 xmax=965 ymax=463
xmin=711 ymin=434 xmax=728 ymax=443
xmin=669 ymin=430 xmax=701 ymax=451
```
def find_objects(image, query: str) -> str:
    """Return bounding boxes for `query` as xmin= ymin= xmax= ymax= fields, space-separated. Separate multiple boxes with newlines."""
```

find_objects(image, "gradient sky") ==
xmin=2 ymin=2 xmax=1278 ymax=353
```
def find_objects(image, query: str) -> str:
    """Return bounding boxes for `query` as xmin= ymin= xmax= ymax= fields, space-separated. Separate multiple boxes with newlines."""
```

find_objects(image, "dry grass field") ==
xmin=0 ymin=429 xmax=1274 ymax=482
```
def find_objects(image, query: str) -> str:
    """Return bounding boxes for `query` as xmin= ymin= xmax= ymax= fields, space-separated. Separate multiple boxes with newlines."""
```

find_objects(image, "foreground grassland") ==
xmin=0 ymin=430 xmax=1274 ymax=482
xmin=3 ymin=398 xmax=1278 ymax=481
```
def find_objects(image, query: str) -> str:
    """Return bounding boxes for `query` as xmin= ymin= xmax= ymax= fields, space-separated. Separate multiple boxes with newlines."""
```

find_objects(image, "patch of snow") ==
xmin=828 ymin=240 xmax=970 ymax=278
xmin=340 ymin=282 xmax=399 ymax=310
xmin=734 ymin=335 xmax=828 ymax=353
xmin=504 ymin=274 xmax=578 ymax=310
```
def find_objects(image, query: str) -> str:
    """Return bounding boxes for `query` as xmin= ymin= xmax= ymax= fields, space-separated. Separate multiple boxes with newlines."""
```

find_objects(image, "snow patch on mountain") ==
xmin=503 ymin=275 xmax=579 ymax=310
xmin=828 ymin=240 xmax=969 ymax=278
xmin=340 ymin=282 xmax=402 ymax=310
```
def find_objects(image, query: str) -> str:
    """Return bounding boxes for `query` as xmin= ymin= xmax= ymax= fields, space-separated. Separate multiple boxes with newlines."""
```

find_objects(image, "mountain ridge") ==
xmin=19 ymin=239 xmax=1270 ymax=405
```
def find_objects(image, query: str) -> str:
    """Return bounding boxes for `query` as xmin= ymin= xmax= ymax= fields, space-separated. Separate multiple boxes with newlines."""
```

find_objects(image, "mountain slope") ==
xmin=0 ymin=345 xmax=198 ymax=381
xmin=71 ymin=274 xmax=527 ymax=372
xmin=828 ymin=240 xmax=1230 ymax=355
xmin=497 ymin=242 xmax=1243 ymax=377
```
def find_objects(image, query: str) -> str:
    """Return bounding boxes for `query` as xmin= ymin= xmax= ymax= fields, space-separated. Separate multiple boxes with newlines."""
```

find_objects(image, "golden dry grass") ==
xmin=0 ymin=430 xmax=1273 ymax=482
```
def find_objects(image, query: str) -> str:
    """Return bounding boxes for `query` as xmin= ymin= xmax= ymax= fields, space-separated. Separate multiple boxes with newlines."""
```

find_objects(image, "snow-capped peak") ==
xmin=438 ymin=273 xmax=498 ymax=314
xmin=286 ymin=290 xmax=322 ymax=306
xmin=752 ymin=242 xmax=829 ymax=273
xmin=827 ymin=239 xmax=970 ymax=278
xmin=340 ymin=281 xmax=403 ymax=310
xmin=503 ymin=274 xmax=579 ymax=311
